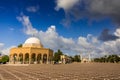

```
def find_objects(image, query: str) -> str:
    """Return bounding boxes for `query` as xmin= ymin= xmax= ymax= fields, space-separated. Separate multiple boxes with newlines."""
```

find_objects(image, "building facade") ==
xmin=60 ymin=55 xmax=71 ymax=64
xmin=9 ymin=37 xmax=53 ymax=64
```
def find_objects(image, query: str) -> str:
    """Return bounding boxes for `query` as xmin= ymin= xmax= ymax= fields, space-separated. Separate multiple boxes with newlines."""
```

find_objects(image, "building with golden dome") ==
xmin=9 ymin=37 xmax=53 ymax=64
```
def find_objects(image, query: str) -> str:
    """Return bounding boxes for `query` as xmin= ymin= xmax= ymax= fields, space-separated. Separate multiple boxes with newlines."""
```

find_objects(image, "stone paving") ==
xmin=0 ymin=63 xmax=120 ymax=80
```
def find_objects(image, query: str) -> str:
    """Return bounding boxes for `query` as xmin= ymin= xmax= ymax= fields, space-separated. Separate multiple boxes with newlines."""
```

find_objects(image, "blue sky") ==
xmin=0 ymin=0 xmax=120 ymax=57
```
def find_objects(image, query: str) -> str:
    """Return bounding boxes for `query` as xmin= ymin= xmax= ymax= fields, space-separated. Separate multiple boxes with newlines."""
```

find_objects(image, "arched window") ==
xmin=13 ymin=53 xmax=17 ymax=63
xmin=37 ymin=54 xmax=41 ymax=63
xmin=43 ymin=54 xmax=47 ymax=64
xmin=19 ymin=53 xmax=23 ymax=63
xmin=25 ymin=53 xmax=29 ymax=64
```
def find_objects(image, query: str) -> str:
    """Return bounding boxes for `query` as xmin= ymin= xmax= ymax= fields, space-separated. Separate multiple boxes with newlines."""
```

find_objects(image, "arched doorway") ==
xmin=43 ymin=54 xmax=47 ymax=64
xmin=31 ymin=53 xmax=36 ymax=64
xmin=37 ymin=54 xmax=41 ymax=64
xmin=13 ymin=53 xmax=17 ymax=64
xmin=25 ymin=53 xmax=29 ymax=64
xmin=19 ymin=53 xmax=23 ymax=64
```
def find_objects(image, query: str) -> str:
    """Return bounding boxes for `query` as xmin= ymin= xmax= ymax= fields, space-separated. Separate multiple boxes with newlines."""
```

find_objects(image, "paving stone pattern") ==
xmin=0 ymin=63 xmax=120 ymax=80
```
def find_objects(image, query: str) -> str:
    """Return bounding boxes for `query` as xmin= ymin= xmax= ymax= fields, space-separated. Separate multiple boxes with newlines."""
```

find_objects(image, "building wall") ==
xmin=9 ymin=47 xmax=53 ymax=64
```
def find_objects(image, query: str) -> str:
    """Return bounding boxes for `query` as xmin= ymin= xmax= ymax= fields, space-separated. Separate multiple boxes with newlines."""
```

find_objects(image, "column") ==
xmin=49 ymin=56 xmax=51 ymax=64
xmin=18 ymin=55 xmax=20 ymax=63
xmin=47 ymin=54 xmax=49 ymax=64
xmin=41 ymin=54 xmax=43 ymax=64
xmin=23 ymin=54 xmax=25 ymax=64
xmin=13 ymin=55 xmax=15 ymax=64
xmin=35 ymin=54 xmax=37 ymax=64
xmin=29 ymin=54 xmax=31 ymax=64
xmin=16 ymin=54 xmax=19 ymax=64
xmin=11 ymin=54 xmax=14 ymax=64
xmin=12 ymin=55 xmax=14 ymax=64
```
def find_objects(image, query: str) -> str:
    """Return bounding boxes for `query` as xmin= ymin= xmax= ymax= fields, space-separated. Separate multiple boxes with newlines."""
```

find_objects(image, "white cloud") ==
xmin=37 ymin=26 xmax=120 ymax=57
xmin=0 ymin=43 xmax=4 ymax=52
xmin=78 ymin=37 xmax=90 ymax=48
xmin=38 ymin=28 xmax=103 ymax=57
xmin=0 ymin=43 xmax=4 ymax=47
xmin=114 ymin=28 xmax=120 ymax=37
xmin=55 ymin=0 xmax=80 ymax=11
xmin=26 ymin=5 xmax=39 ymax=12
xmin=17 ymin=14 xmax=120 ymax=57
xmin=0 ymin=43 xmax=15 ymax=55
xmin=38 ymin=25 xmax=75 ymax=51
xmin=1 ymin=46 xmax=16 ymax=55
xmin=55 ymin=0 xmax=80 ymax=26
xmin=16 ymin=14 xmax=38 ymax=35
xmin=101 ymin=39 xmax=120 ymax=55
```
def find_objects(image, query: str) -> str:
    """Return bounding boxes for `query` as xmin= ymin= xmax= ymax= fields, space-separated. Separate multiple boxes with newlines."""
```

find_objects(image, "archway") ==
xmin=31 ymin=53 xmax=36 ymax=64
xmin=37 ymin=54 xmax=41 ymax=64
xmin=19 ymin=53 xmax=23 ymax=64
xmin=25 ymin=53 xmax=29 ymax=64
xmin=43 ymin=54 xmax=47 ymax=64
xmin=13 ymin=53 xmax=17 ymax=64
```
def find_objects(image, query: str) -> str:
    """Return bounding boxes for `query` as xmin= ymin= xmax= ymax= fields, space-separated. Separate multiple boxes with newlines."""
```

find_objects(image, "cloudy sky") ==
xmin=0 ymin=0 xmax=120 ymax=57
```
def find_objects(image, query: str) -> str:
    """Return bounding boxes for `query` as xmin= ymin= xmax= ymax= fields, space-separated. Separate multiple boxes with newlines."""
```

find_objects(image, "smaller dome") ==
xmin=24 ymin=37 xmax=41 ymax=44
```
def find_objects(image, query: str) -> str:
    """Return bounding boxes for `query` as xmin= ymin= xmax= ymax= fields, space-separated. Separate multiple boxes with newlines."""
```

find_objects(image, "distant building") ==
xmin=81 ymin=53 xmax=91 ymax=63
xmin=9 ymin=37 xmax=53 ymax=64
xmin=81 ymin=58 xmax=90 ymax=63
xmin=60 ymin=55 xmax=71 ymax=64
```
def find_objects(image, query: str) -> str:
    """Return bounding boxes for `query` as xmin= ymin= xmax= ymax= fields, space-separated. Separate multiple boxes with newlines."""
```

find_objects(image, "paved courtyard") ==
xmin=0 ymin=63 xmax=120 ymax=80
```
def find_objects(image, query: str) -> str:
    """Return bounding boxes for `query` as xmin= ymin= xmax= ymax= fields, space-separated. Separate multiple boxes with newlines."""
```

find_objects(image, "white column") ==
xmin=88 ymin=53 xmax=91 ymax=62
xmin=80 ymin=53 xmax=82 ymax=63
xmin=41 ymin=54 xmax=43 ymax=64
xmin=47 ymin=54 xmax=49 ymax=64
xmin=23 ymin=54 xmax=25 ymax=64
xmin=29 ymin=54 xmax=31 ymax=64
xmin=35 ymin=54 xmax=37 ymax=64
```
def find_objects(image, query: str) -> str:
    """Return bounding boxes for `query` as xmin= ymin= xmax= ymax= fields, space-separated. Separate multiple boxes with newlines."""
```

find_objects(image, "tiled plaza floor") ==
xmin=0 ymin=63 xmax=120 ymax=80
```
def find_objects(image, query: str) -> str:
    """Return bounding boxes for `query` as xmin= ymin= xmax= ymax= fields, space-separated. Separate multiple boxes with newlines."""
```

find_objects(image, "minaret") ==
xmin=88 ymin=53 xmax=91 ymax=62
xmin=80 ymin=52 xmax=83 ymax=63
